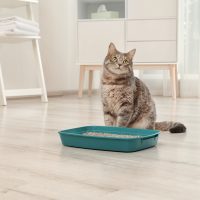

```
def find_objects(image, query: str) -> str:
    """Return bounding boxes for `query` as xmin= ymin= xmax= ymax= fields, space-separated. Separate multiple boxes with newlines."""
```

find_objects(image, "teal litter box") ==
xmin=59 ymin=126 xmax=160 ymax=152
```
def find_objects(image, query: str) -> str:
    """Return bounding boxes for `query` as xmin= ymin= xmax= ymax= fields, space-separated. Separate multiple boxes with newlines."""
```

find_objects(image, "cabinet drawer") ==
xmin=128 ymin=0 xmax=177 ymax=19
xmin=126 ymin=19 xmax=176 ymax=41
xmin=78 ymin=21 xmax=125 ymax=63
xmin=126 ymin=41 xmax=177 ymax=63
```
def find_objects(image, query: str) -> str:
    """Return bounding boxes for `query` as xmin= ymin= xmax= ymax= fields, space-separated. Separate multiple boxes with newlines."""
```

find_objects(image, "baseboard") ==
xmin=5 ymin=89 xmax=100 ymax=100
xmin=47 ymin=89 xmax=100 ymax=97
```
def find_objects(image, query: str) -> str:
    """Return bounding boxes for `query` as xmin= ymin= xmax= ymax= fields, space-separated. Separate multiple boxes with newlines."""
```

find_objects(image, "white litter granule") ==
xmin=83 ymin=132 xmax=140 ymax=138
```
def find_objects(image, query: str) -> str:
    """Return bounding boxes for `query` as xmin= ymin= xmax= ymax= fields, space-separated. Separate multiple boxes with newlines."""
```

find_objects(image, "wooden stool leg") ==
xmin=170 ymin=64 xmax=177 ymax=100
xmin=0 ymin=64 xmax=7 ymax=106
xmin=174 ymin=64 xmax=178 ymax=96
xmin=78 ymin=65 xmax=86 ymax=98
xmin=88 ymin=70 xmax=93 ymax=96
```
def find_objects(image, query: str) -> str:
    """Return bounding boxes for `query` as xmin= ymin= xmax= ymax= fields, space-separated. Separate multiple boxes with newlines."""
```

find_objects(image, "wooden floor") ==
xmin=0 ymin=94 xmax=200 ymax=200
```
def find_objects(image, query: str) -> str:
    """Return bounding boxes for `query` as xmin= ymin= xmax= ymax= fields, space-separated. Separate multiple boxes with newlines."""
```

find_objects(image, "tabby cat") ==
xmin=101 ymin=43 xmax=186 ymax=133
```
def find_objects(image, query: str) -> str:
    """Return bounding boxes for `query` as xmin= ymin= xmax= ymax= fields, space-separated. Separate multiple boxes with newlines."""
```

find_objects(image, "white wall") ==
xmin=39 ymin=0 xmax=100 ymax=92
xmin=39 ymin=0 xmax=70 ymax=91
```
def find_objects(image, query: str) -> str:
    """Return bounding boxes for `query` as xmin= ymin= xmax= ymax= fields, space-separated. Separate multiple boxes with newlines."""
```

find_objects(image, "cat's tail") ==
xmin=155 ymin=121 xmax=186 ymax=133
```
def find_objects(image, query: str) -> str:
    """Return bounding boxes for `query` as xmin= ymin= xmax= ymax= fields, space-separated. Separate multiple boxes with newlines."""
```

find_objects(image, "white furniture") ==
xmin=0 ymin=0 xmax=48 ymax=106
xmin=77 ymin=0 xmax=178 ymax=99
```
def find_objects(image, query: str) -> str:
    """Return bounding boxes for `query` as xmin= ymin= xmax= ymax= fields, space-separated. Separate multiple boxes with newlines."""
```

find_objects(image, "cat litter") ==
xmin=59 ymin=126 xmax=160 ymax=152
xmin=83 ymin=132 xmax=140 ymax=138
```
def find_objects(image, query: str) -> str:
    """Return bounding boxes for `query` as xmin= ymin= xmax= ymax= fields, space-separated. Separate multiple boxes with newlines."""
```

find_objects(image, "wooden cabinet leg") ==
xmin=78 ymin=65 xmax=86 ymax=98
xmin=88 ymin=70 xmax=93 ymax=96
xmin=0 ymin=64 xmax=7 ymax=106
xmin=170 ymin=64 xmax=177 ymax=100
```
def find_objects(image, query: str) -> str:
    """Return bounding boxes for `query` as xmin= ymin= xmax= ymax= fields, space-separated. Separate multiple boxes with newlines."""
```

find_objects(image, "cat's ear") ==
xmin=108 ymin=42 xmax=117 ymax=55
xmin=127 ymin=49 xmax=136 ymax=60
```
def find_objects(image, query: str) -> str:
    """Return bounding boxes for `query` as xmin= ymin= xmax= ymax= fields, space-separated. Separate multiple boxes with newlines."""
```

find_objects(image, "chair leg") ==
xmin=32 ymin=40 xmax=48 ymax=103
xmin=170 ymin=64 xmax=177 ymax=100
xmin=0 ymin=64 xmax=7 ymax=106
xmin=88 ymin=70 xmax=93 ymax=96
xmin=78 ymin=65 xmax=86 ymax=98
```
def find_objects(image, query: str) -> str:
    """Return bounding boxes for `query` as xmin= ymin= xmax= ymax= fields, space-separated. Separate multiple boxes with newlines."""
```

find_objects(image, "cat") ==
xmin=101 ymin=43 xmax=186 ymax=133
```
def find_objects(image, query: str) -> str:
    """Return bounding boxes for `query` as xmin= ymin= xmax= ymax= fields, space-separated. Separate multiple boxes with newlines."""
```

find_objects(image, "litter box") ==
xmin=59 ymin=126 xmax=160 ymax=152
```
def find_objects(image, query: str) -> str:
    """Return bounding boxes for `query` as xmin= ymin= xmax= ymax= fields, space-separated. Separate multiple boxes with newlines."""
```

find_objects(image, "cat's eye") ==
xmin=123 ymin=59 xmax=129 ymax=65
xmin=112 ymin=56 xmax=117 ymax=62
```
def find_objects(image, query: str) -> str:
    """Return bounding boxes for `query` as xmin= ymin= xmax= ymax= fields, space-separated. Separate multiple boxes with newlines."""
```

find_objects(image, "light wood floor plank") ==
xmin=0 ymin=95 xmax=200 ymax=200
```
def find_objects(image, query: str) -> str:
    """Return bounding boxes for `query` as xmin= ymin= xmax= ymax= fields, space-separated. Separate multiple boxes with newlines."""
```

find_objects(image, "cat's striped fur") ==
xmin=101 ymin=43 xmax=186 ymax=133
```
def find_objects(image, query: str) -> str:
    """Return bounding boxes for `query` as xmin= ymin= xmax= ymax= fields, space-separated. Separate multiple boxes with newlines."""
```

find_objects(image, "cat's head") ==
xmin=104 ymin=43 xmax=136 ymax=76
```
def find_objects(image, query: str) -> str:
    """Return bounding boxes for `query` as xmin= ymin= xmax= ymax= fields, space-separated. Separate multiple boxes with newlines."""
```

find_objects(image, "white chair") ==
xmin=0 ymin=0 xmax=48 ymax=106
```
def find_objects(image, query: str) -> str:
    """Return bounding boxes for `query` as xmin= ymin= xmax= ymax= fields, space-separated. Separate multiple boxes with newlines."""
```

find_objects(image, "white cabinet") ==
xmin=78 ymin=20 xmax=125 ymax=63
xmin=77 ymin=0 xmax=178 ymax=64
